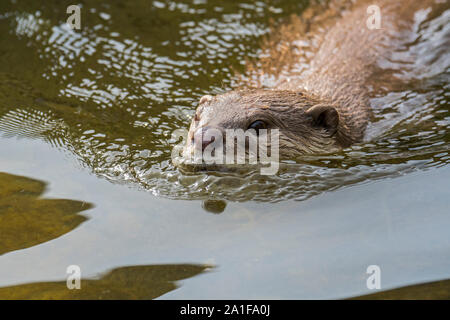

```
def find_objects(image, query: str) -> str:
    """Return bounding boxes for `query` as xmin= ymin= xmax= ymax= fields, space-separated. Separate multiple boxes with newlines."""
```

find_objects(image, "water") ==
xmin=0 ymin=0 xmax=449 ymax=299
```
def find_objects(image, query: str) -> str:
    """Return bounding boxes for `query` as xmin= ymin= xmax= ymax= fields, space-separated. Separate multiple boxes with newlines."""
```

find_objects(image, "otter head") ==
xmin=182 ymin=89 xmax=348 ymax=168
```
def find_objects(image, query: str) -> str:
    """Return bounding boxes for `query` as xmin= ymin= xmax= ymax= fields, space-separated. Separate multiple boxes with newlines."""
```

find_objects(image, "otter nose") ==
xmin=192 ymin=126 xmax=218 ymax=151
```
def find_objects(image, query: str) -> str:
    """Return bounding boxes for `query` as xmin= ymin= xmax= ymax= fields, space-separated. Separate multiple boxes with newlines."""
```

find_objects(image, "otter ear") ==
xmin=306 ymin=105 xmax=339 ymax=135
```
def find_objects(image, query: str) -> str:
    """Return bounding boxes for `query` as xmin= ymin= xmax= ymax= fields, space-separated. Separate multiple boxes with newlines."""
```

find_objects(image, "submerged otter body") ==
xmin=181 ymin=0 xmax=438 ymax=162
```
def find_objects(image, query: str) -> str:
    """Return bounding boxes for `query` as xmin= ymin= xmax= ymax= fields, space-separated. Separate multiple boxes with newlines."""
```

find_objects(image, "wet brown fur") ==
xmin=184 ymin=0 xmax=437 ymax=159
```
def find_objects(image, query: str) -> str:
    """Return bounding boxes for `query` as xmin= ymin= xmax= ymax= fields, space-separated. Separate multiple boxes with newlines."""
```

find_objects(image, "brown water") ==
xmin=0 ymin=0 xmax=449 ymax=299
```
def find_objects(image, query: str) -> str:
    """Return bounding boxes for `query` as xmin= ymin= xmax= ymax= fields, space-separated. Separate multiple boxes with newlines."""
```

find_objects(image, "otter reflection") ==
xmin=0 ymin=172 xmax=92 ymax=255
xmin=202 ymin=199 xmax=227 ymax=214
xmin=0 ymin=264 xmax=211 ymax=300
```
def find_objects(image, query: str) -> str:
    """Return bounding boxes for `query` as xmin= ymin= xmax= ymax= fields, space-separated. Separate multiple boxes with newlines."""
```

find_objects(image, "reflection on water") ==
xmin=201 ymin=199 xmax=227 ymax=214
xmin=0 ymin=264 xmax=210 ymax=299
xmin=352 ymin=279 xmax=450 ymax=300
xmin=0 ymin=0 xmax=448 ymax=203
xmin=0 ymin=172 xmax=92 ymax=255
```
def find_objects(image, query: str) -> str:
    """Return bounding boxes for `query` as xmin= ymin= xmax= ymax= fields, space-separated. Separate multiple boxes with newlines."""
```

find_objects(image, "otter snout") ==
xmin=192 ymin=126 xmax=224 ymax=152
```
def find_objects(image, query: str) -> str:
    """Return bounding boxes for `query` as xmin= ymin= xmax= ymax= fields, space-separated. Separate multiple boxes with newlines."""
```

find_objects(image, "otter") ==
xmin=181 ymin=0 xmax=438 ymax=163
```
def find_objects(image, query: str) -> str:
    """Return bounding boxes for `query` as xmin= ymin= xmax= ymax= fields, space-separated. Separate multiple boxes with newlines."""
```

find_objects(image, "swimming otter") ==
xmin=181 ymin=0 xmax=438 ymax=162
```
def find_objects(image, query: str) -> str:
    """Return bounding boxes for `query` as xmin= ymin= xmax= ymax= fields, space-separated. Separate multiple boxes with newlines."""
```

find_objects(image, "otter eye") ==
xmin=247 ymin=120 xmax=267 ymax=134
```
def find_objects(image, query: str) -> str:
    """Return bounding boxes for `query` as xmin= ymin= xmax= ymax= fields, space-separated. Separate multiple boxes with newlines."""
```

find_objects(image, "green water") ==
xmin=0 ymin=0 xmax=449 ymax=299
